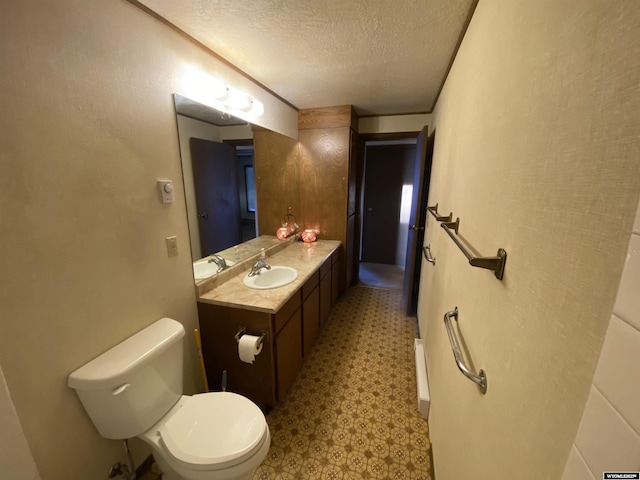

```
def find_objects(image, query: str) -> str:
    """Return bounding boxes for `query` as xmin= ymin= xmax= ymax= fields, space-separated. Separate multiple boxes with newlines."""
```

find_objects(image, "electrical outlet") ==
xmin=166 ymin=236 xmax=178 ymax=258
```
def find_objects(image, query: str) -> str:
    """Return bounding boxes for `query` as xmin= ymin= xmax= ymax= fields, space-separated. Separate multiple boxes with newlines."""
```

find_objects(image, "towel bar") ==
xmin=427 ymin=203 xmax=453 ymax=222
xmin=441 ymin=218 xmax=507 ymax=280
xmin=444 ymin=307 xmax=487 ymax=394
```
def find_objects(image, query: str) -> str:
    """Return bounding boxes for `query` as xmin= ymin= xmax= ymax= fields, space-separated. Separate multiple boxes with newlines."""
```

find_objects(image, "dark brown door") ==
xmin=190 ymin=138 xmax=242 ymax=255
xmin=403 ymin=127 xmax=433 ymax=315
xmin=361 ymin=145 xmax=414 ymax=264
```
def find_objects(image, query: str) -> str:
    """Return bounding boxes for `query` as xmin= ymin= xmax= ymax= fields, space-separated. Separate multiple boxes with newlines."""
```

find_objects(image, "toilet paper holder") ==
xmin=235 ymin=326 xmax=268 ymax=348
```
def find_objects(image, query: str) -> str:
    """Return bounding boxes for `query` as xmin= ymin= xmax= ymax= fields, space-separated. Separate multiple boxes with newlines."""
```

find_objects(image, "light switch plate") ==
xmin=166 ymin=236 xmax=178 ymax=257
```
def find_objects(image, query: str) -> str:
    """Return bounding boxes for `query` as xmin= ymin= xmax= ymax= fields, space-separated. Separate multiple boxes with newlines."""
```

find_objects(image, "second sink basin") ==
xmin=243 ymin=266 xmax=298 ymax=290
xmin=193 ymin=258 xmax=235 ymax=280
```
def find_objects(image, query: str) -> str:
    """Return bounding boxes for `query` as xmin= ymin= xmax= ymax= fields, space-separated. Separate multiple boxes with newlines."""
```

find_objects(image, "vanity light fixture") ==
xmin=183 ymin=69 xmax=227 ymax=104
xmin=224 ymin=89 xmax=264 ymax=117
xmin=223 ymin=86 xmax=251 ymax=110
xmin=249 ymin=99 xmax=264 ymax=117
xmin=180 ymin=66 xmax=264 ymax=118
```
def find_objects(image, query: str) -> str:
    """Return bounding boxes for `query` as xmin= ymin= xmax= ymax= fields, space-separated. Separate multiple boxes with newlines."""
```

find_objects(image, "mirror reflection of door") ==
xmin=190 ymin=138 xmax=242 ymax=255
xmin=234 ymin=144 xmax=258 ymax=242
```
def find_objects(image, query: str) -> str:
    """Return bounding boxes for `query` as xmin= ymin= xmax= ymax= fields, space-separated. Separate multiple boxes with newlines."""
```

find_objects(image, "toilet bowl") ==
xmin=67 ymin=318 xmax=270 ymax=480
xmin=140 ymin=393 xmax=270 ymax=480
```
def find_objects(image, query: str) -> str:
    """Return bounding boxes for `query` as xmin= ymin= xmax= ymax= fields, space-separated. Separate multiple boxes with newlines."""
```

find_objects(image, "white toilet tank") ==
xmin=68 ymin=318 xmax=185 ymax=440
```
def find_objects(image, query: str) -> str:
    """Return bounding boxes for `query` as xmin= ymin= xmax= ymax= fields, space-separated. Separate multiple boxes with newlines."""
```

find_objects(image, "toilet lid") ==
xmin=159 ymin=392 xmax=268 ymax=469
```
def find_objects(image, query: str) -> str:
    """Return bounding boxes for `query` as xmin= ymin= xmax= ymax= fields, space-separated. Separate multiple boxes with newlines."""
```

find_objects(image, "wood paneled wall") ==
xmin=298 ymin=127 xmax=350 ymax=238
xmin=298 ymin=105 xmax=358 ymax=131
xmin=254 ymin=106 xmax=359 ymax=291
xmin=253 ymin=127 xmax=300 ymax=236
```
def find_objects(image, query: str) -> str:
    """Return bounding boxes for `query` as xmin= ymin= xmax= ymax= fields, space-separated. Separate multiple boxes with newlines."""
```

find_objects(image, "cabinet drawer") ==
xmin=274 ymin=292 xmax=301 ymax=334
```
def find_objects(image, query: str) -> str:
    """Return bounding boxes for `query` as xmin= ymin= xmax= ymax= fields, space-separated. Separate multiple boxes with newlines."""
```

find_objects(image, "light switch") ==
xmin=158 ymin=180 xmax=174 ymax=204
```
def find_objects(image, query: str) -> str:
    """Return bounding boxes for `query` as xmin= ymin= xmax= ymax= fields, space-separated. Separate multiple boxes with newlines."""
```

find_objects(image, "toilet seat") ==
xmin=158 ymin=392 xmax=268 ymax=472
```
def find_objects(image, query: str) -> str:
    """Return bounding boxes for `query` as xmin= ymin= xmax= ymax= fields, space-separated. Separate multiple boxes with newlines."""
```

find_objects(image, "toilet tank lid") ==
xmin=68 ymin=318 xmax=185 ymax=390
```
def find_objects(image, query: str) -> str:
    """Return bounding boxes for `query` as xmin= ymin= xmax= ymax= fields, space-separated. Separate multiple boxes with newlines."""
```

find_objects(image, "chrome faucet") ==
xmin=207 ymin=255 xmax=227 ymax=273
xmin=248 ymin=259 xmax=271 ymax=277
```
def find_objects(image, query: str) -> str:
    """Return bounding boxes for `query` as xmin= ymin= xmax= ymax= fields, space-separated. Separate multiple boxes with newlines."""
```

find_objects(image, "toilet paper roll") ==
xmin=238 ymin=335 xmax=263 ymax=364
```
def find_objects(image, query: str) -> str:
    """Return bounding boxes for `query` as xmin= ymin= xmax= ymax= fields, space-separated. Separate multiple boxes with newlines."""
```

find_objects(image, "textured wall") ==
xmin=0 ymin=366 xmax=40 ymax=480
xmin=0 ymin=1 xmax=296 ymax=478
xmin=562 ymin=197 xmax=640 ymax=478
xmin=418 ymin=2 xmax=640 ymax=479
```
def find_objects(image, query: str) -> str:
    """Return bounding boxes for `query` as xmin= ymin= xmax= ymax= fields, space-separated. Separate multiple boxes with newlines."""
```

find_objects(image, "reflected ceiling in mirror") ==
xmin=174 ymin=94 xmax=280 ymax=281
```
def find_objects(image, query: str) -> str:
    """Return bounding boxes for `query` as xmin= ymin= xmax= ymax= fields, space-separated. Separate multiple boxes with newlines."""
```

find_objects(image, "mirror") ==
xmin=173 ymin=94 xmax=282 ymax=280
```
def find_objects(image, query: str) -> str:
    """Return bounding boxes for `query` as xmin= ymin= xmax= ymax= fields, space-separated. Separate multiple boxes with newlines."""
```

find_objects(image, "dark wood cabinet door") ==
xmin=275 ymin=309 xmax=302 ymax=400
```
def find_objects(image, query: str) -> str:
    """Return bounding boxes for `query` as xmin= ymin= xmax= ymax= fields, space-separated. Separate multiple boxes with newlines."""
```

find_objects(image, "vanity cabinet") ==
xmin=331 ymin=249 xmax=341 ymax=306
xmin=301 ymin=271 xmax=320 ymax=356
xmin=197 ymin=242 xmax=340 ymax=409
xmin=273 ymin=292 xmax=302 ymax=398
xmin=302 ymin=251 xmax=339 ymax=353
xmin=197 ymin=302 xmax=277 ymax=407
xmin=319 ymin=258 xmax=332 ymax=327
xmin=198 ymin=293 xmax=302 ymax=408
xmin=275 ymin=307 xmax=302 ymax=397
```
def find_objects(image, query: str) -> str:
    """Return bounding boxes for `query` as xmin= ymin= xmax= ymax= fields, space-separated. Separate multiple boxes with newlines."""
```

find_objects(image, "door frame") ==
xmin=403 ymin=127 xmax=435 ymax=315
xmin=355 ymin=131 xmax=421 ymax=285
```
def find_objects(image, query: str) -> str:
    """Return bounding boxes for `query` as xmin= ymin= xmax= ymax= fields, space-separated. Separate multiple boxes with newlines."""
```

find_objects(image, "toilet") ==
xmin=68 ymin=318 xmax=270 ymax=480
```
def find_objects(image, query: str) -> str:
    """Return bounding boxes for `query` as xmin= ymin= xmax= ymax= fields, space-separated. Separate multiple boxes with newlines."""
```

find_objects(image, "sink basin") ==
xmin=193 ymin=258 xmax=235 ymax=280
xmin=243 ymin=266 xmax=298 ymax=290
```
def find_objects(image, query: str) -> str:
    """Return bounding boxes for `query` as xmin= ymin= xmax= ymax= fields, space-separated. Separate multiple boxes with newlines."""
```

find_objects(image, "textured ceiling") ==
xmin=139 ymin=0 xmax=476 ymax=115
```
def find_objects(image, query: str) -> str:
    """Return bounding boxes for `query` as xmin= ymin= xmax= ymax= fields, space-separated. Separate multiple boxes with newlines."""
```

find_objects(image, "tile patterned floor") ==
xmin=254 ymin=285 xmax=433 ymax=480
